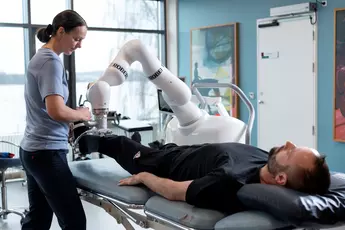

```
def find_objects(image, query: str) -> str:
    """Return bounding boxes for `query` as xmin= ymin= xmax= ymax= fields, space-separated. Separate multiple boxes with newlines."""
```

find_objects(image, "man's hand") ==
xmin=118 ymin=174 xmax=141 ymax=186
xmin=117 ymin=172 xmax=192 ymax=201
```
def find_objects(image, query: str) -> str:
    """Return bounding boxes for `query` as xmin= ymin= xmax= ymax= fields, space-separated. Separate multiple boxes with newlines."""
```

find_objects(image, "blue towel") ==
xmin=0 ymin=152 xmax=15 ymax=158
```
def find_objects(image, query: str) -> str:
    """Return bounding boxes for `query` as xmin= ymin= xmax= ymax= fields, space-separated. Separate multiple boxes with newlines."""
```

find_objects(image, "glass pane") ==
xmin=30 ymin=0 xmax=67 ymax=25
xmin=0 ymin=27 xmax=26 ymax=136
xmin=75 ymin=31 xmax=162 ymax=121
xmin=0 ymin=0 xmax=24 ymax=23
xmin=73 ymin=0 xmax=161 ymax=30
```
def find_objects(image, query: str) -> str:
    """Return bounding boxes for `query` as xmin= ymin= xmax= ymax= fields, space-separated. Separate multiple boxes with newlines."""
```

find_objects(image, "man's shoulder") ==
xmin=208 ymin=142 xmax=269 ymax=159
xmin=214 ymin=142 xmax=267 ymax=151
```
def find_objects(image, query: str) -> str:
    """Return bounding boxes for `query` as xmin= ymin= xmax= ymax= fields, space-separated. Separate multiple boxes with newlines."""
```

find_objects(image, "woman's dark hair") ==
xmin=37 ymin=10 xmax=87 ymax=43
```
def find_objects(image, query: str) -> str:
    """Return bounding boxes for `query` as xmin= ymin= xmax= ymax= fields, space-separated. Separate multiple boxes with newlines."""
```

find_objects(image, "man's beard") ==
xmin=268 ymin=147 xmax=278 ymax=157
xmin=267 ymin=146 xmax=288 ymax=175
xmin=267 ymin=147 xmax=278 ymax=174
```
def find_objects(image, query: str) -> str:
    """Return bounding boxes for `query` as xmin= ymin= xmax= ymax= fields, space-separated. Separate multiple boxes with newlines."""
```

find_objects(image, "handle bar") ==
xmin=191 ymin=83 xmax=255 ymax=145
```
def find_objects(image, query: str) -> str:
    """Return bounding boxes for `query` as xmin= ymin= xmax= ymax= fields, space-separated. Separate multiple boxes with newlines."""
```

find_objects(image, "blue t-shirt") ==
xmin=20 ymin=48 xmax=69 ymax=151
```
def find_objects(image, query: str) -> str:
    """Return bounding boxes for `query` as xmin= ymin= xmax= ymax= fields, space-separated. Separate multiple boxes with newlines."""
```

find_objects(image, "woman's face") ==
xmin=57 ymin=25 xmax=87 ymax=55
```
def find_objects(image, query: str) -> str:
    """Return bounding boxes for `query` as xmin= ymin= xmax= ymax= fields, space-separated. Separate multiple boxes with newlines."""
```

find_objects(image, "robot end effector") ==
xmin=86 ymin=39 xmax=204 ymax=130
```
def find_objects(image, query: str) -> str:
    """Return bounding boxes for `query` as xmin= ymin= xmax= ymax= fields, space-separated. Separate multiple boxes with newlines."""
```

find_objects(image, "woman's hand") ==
xmin=77 ymin=107 xmax=91 ymax=121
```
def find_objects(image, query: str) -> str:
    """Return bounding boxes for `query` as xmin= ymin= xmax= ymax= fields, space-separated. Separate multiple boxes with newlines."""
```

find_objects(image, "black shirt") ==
xmin=157 ymin=142 xmax=269 ymax=214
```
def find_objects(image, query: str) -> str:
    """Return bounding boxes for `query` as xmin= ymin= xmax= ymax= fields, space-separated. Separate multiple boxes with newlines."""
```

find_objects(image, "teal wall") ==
xmin=178 ymin=0 xmax=345 ymax=172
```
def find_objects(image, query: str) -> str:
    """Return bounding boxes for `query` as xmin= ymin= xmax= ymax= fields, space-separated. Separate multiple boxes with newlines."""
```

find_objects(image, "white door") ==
xmin=257 ymin=14 xmax=316 ymax=151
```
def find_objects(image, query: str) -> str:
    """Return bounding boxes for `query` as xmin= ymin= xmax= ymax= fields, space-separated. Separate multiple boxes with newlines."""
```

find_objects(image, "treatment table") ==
xmin=69 ymin=157 xmax=345 ymax=230
xmin=69 ymin=82 xmax=345 ymax=229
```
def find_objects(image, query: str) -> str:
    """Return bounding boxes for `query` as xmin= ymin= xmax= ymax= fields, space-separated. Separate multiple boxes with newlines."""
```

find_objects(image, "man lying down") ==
xmin=77 ymin=133 xmax=331 ymax=214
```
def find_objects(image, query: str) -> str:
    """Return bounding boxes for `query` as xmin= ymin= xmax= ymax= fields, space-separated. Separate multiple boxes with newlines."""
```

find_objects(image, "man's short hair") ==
xmin=298 ymin=155 xmax=331 ymax=195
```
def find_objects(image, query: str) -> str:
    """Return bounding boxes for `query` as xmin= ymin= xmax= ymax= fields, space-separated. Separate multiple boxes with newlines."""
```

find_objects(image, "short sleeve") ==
xmin=37 ymin=59 xmax=65 ymax=102
xmin=185 ymin=168 xmax=243 ymax=212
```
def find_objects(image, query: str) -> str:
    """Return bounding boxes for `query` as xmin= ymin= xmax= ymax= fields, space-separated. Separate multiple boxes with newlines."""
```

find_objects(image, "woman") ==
xmin=20 ymin=10 xmax=91 ymax=230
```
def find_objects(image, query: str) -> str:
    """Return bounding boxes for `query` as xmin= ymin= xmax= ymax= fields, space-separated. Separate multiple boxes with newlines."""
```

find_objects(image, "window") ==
xmin=30 ymin=0 xmax=68 ymax=25
xmin=0 ymin=27 xmax=26 ymax=135
xmin=73 ymin=0 xmax=163 ymax=30
xmin=35 ymin=37 xmax=45 ymax=52
xmin=0 ymin=0 xmax=24 ymax=23
xmin=75 ymin=31 xmax=162 ymax=120
xmin=0 ymin=0 xmax=165 ymax=140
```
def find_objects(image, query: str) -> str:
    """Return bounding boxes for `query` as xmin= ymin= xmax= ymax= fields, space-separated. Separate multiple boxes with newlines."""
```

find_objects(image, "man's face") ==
xmin=267 ymin=141 xmax=320 ymax=186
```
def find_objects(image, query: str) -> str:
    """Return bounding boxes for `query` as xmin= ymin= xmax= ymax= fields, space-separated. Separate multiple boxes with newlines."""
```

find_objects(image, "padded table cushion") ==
xmin=145 ymin=196 xmax=226 ymax=230
xmin=69 ymin=158 xmax=151 ymax=205
xmin=145 ymin=196 xmax=294 ymax=230
xmin=215 ymin=211 xmax=292 ymax=230
xmin=69 ymin=158 xmax=343 ymax=230
xmin=0 ymin=158 xmax=22 ymax=171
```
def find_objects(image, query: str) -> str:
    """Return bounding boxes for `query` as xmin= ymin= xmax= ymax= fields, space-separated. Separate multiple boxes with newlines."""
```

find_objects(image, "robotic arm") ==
xmin=85 ymin=39 xmax=252 ymax=146
xmin=87 ymin=39 xmax=205 ymax=134
xmin=73 ymin=38 xmax=256 ymax=149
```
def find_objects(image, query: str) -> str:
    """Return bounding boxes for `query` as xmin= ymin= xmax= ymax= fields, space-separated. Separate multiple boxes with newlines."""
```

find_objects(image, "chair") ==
xmin=0 ymin=141 xmax=25 ymax=221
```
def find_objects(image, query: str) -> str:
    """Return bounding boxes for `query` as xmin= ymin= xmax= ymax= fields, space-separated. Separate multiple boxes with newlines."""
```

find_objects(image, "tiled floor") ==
xmin=0 ymin=181 xmax=147 ymax=230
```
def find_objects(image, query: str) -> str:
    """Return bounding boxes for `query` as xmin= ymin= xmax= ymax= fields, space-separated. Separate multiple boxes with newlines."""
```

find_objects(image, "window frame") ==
xmin=0 ymin=0 xmax=167 ymax=109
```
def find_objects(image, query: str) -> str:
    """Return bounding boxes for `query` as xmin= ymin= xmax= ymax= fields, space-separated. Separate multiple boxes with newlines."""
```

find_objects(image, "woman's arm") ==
xmin=37 ymin=59 xmax=90 ymax=122
xmin=45 ymin=95 xmax=87 ymax=122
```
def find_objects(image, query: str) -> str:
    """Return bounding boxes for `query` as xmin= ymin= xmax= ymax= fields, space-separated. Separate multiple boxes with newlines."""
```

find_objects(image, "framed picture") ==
xmin=190 ymin=23 xmax=239 ymax=118
xmin=334 ymin=8 xmax=345 ymax=142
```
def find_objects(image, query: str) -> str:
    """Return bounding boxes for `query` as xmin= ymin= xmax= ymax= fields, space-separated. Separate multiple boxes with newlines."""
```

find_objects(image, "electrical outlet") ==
xmin=321 ymin=1 xmax=327 ymax=7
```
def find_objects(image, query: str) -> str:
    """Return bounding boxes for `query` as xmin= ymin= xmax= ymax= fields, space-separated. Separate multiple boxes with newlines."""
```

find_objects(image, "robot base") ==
xmin=165 ymin=113 xmax=247 ymax=146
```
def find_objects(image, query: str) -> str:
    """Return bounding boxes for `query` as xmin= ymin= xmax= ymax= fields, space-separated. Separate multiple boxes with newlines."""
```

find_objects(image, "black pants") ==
xmin=19 ymin=148 xmax=86 ymax=230
xmin=98 ymin=135 xmax=163 ymax=175
xmin=78 ymin=134 xmax=178 ymax=177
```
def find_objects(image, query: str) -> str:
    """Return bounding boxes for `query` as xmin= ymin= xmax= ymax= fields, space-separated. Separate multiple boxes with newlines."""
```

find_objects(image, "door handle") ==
xmin=258 ymin=100 xmax=264 ymax=104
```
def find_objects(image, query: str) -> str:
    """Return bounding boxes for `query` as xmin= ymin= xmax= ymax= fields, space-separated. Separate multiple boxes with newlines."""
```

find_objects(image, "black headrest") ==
xmin=237 ymin=172 xmax=345 ymax=227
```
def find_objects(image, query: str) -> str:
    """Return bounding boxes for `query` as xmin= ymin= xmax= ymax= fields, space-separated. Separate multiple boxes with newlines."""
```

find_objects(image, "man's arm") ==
xmin=139 ymin=172 xmax=192 ymax=201
xmin=119 ymin=172 xmax=192 ymax=201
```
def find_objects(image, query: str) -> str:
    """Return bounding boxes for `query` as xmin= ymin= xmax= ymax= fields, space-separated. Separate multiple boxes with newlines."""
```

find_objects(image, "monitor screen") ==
xmin=157 ymin=77 xmax=186 ymax=114
xmin=157 ymin=89 xmax=173 ymax=114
